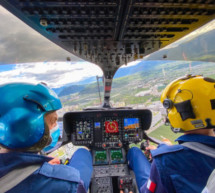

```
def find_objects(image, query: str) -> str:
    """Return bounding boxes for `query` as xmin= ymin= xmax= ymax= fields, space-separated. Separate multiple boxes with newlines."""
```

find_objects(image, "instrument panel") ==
xmin=63 ymin=109 xmax=151 ymax=193
xmin=63 ymin=109 xmax=152 ymax=148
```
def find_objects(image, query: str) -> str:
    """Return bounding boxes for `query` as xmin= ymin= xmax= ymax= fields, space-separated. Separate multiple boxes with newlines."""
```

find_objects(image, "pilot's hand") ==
xmin=144 ymin=144 xmax=156 ymax=161
xmin=145 ymin=144 xmax=157 ymax=150
xmin=161 ymin=137 xmax=172 ymax=145
xmin=120 ymin=190 xmax=133 ymax=193
xmin=48 ymin=157 xmax=61 ymax=165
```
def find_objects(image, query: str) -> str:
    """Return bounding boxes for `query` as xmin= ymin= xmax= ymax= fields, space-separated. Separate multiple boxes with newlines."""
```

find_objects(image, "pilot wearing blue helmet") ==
xmin=0 ymin=82 xmax=93 ymax=193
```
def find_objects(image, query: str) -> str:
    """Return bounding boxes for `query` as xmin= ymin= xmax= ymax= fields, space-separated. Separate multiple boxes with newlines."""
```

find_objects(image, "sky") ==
xmin=0 ymin=60 xmax=140 ymax=88
xmin=0 ymin=61 xmax=104 ymax=88
xmin=0 ymin=5 xmax=215 ymax=88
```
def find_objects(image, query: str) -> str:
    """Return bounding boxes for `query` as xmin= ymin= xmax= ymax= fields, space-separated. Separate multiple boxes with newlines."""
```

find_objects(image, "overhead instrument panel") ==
xmin=63 ymin=109 xmax=152 ymax=148
xmin=1 ymin=0 xmax=215 ymax=74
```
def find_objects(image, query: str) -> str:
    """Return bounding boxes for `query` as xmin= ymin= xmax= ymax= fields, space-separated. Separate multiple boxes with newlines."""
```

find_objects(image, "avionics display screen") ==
xmin=105 ymin=120 xmax=119 ymax=133
xmin=124 ymin=118 xmax=139 ymax=139
xmin=110 ymin=149 xmax=124 ymax=164
xmin=76 ymin=120 xmax=91 ymax=141
xmin=124 ymin=118 xmax=139 ymax=129
xmin=94 ymin=122 xmax=101 ymax=129
xmin=103 ymin=119 xmax=120 ymax=142
xmin=95 ymin=150 xmax=108 ymax=164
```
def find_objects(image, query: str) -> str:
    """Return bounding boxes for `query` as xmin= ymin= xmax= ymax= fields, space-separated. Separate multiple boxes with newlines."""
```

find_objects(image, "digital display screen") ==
xmin=103 ymin=119 xmax=120 ymax=142
xmin=124 ymin=118 xmax=139 ymax=140
xmin=95 ymin=150 xmax=108 ymax=164
xmin=110 ymin=149 xmax=124 ymax=164
xmin=124 ymin=118 xmax=139 ymax=129
xmin=76 ymin=121 xmax=91 ymax=141
xmin=105 ymin=121 xmax=119 ymax=133
xmin=94 ymin=122 xmax=101 ymax=129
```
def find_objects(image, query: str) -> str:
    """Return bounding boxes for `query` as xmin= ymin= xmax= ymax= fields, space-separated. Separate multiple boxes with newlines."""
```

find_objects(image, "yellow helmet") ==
xmin=160 ymin=75 xmax=215 ymax=132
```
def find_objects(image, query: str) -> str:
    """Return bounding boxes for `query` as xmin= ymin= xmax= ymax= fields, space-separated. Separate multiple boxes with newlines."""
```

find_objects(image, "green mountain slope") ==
xmin=60 ymin=60 xmax=215 ymax=110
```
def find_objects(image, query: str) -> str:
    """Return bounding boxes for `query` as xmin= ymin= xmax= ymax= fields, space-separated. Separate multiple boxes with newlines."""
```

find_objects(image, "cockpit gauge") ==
xmin=123 ymin=118 xmax=140 ymax=141
xmin=110 ymin=149 xmax=124 ymax=164
xmin=105 ymin=120 xmax=119 ymax=133
xmin=75 ymin=120 xmax=92 ymax=141
xmin=103 ymin=118 xmax=121 ymax=142
xmin=94 ymin=150 xmax=108 ymax=165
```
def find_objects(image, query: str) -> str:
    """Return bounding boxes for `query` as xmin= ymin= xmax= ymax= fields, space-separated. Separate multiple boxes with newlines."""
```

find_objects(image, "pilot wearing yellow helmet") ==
xmin=127 ymin=75 xmax=215 ymax=193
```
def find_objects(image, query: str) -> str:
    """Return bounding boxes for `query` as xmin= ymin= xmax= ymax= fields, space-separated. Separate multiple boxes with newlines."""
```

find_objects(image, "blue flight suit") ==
xmin=0 ymin=148 xmax=93 ymax=193
xmin=127 ymin=134 xmax=215 ymax=193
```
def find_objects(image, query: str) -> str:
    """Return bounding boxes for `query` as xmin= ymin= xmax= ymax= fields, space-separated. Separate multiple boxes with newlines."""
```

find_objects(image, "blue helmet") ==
xmin=0 ymin=82 xmax=62 ymax=151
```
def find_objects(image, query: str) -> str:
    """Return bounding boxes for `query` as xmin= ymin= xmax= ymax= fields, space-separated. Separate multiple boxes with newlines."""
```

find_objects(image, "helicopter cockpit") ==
xmin=1 ymin=1 xmax=215 ymax=193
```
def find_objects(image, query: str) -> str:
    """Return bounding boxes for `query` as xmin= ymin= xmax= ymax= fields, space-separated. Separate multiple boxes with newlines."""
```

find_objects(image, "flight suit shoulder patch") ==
xmin=38 ymin=162 xmax=80 ymax=183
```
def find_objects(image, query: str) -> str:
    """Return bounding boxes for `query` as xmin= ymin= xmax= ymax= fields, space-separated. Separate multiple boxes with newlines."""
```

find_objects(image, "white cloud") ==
xmin=0 ymin=61 xmax=103 ymax=88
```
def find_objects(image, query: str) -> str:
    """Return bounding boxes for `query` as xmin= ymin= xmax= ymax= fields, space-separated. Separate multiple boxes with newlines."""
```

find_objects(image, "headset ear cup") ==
xmin=163 ymin=99 xmax=173 ymax=109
